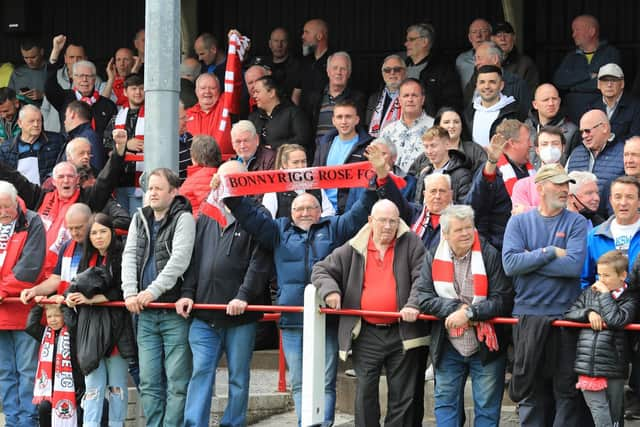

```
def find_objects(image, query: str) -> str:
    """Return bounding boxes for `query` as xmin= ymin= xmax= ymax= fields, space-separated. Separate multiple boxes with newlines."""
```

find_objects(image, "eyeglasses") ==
xmin=382 ymin=66 xmax=405 ymax=74
xmin=292 ymin=205 xmax=320 ymax=213
xmin=580 ymin=122 xmax=604 ymax=135
xmin=372 ymin=217 xmax=399 ymax=226
xmin=405 ymin=36 xmax=424 ymax=43
xmin=73 ymin=74 xmax=95 ymax=80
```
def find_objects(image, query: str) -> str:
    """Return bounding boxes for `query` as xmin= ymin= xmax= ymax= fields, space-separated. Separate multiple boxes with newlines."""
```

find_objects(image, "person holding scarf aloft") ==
xmin=65 ymin=213 xmax=136 ymax=426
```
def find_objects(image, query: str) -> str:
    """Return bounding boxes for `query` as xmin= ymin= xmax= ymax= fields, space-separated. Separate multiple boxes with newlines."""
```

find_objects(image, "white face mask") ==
xmin=538 ymin=146 xmax=562 ymax=164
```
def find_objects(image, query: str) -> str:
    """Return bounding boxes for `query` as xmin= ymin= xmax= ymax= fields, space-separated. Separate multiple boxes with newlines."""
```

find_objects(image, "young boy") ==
xmin=25 ymin=300 xmax=78 ymax=427
xmin=565 ymin=250 xmax=639 ymax=426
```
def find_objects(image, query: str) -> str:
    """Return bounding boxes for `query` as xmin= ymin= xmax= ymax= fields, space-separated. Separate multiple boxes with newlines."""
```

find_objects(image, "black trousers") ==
xmin=352 ymin=322 xmax=424 ymax=427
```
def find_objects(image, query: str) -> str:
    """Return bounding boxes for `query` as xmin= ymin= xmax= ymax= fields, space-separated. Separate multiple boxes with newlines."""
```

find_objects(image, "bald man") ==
xmin=297 ymin=19 xmax=331 ymax=104
xmin=20 ymin=202 xmax=92 ymax=302
xmin=525 ymin=83 xmax=578 ymax=162
xmin=265 ymin=27 xmax=302 ymax=102
xmin=218 ymin=145 xmax=406 ymax=425
xmin=567 ymin=109 xmax=625 ymax=216
xmin=553 ymin=14 xmax=622 ymax=123
xmin=456 ymin=18 xmax=492 ymax=89
xmin=313 ymin=199 xmax=427 ymax=426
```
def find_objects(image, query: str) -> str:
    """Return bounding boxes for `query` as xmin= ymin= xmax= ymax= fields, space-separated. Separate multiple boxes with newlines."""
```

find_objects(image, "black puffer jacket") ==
xmin=248 ymin=101 xmax=312 ymax=155
xmin=565 ymin=287 xmax=638 ymax=379
xmin=410 ymin=149 xmax=473 ymax=204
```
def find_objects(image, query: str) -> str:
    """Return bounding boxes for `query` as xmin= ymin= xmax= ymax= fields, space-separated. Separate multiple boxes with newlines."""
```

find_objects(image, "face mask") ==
xmin=538 ymin=146 xmax=562 ymax=164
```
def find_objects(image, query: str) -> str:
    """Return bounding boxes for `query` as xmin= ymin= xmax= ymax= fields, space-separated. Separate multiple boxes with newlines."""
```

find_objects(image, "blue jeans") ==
xmin=115 ymin=187 xmax=143 ymax=217
xmin=280 ymin=326 xmax=338 ymax=426
xmin=137 ymin=309 xmax=192 ymax=427
xmin=82 ymin=355 xmax=129 ymax=426
xmin=434 ymin=341 xmax=506 ymax=427
xmin=0 ymin=330 xmax=38 ymax=427
xmin=184 ymin=318 xmax=257 ymax=427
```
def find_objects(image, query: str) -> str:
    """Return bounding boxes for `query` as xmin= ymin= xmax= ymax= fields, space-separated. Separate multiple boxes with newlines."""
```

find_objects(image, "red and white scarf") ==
xmin=73 ymin=88 xmax=99 ymax=106
xmin=411 ymin=207 xmax=434 ymax=239
xmin=33 ymin=326 xmax=77 ymax=426
xmin=368 ymin=90 xmax=401 ymax=137
xmin=431 ymin=230 xmax=499 ymax=351
xmin=73 ymin=88 xmax=99 ymax=130
xmin=39 ymin=190 xmax=80 ymax=275
xmin=496 ymin=154 xmax=535 ymax=197
xmin=0 ymin=220 xmax=16 ymax=268
xmin=115 ymin=106 xmax=145 ymax=192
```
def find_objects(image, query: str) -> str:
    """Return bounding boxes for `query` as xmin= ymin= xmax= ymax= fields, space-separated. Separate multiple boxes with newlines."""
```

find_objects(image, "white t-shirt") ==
xmin=610 ymin=217 xmax=640 ymax=254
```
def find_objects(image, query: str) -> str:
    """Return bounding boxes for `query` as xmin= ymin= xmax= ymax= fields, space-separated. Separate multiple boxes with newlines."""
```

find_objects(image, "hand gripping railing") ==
xmin=9 ymin=287 xmax=640 ymax=427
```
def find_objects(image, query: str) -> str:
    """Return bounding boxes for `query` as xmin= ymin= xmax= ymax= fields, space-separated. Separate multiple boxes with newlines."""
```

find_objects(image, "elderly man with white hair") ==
xmin=0 ymin=180 xmax=46 ymax=426
xmin=229 ymin=120 xmax=276 ymax=172
xmin=0 ymin=104 xmax=63 ymax=185
xmin=45 ymin=34 xmax=117 ymax=137
xmin=567 ymin=170 xmax=603 ymax=228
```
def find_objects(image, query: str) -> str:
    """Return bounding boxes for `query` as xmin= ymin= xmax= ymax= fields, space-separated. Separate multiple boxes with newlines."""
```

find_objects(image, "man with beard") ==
xmin=502 ymin=164 xmax=588 ymax=426
xmin=297 ymin=19 xmax=330 ymax=105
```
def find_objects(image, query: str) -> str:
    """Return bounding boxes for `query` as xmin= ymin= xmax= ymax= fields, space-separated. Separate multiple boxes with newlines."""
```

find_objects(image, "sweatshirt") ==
xmin=502 ymin=208 xmax=588 ymax=316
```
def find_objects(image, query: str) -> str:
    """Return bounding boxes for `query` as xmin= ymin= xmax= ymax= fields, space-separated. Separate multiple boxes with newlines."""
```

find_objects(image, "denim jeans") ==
xmin=82 ymin=355 xmax=129 ymax=426
xmin=115 ymin=187 xmax=143 ymax=217
xmin=434 ymin=340 xmax=506 ymax=427
xmin=0 ymin=330 xmax=38 ymax=427
xmin=137 ymin=309 xmax=192 ymax=427
xmin=280 ymin=326 xmax=338 ymax=426
xmin=184 ymin=318 xmax=257 ymax=427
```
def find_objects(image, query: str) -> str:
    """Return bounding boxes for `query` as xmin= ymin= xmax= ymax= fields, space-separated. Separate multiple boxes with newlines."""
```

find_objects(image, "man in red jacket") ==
xmin=0 ymin=180 xmax=46 ymax=426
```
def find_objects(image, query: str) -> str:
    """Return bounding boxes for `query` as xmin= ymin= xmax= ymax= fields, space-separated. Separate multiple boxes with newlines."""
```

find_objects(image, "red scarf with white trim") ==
xmin=112 ymin=76 xmax=129 ymax=107
xmin=411 ymin=206 xmax=434 ymax=239
xmin=57 ymin=240 xmax=79 ymax=295
xmin=33 ymin=326 xmax=77 ymax=426
xmin=431 ymin=230 xmax=498 ymax=351
xmin=115 ymin=106 xmax=145 ymax=189
xmin=39 ymin=190 xmax=80 ymax=275
xmin=73 ymin=88 xmax=99 ymax=130
xmin=496 ymin=154 xmax=535 ymax=197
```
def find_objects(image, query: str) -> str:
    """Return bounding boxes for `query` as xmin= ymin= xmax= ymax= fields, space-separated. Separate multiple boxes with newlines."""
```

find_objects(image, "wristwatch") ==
xmin=464 ymin=306 xmax=474 ymax=320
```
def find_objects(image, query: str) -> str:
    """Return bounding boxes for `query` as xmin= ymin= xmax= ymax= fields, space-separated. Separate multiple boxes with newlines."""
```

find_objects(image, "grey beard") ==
xmin=302 ymin=44 xmax=315 ymax=57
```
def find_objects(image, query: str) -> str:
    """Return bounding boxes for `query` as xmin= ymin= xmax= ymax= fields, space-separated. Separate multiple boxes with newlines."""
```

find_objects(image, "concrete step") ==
xmin=124 ymin=368 xmax=291 ymax=426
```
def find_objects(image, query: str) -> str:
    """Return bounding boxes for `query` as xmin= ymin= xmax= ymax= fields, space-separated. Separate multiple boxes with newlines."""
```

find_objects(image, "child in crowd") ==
xmin=565 ymin=250 xmax=639 ymax=426
xmin=25 ymin=299 xmax=78 ymax=427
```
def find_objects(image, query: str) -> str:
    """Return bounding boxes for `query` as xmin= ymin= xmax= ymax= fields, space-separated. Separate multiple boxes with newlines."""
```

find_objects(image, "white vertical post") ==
xmin=302 ymin=284 xmax=325 ymax=426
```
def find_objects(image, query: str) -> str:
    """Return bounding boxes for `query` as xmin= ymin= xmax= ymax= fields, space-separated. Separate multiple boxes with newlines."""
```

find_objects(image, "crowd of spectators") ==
xmin=1 ymin=11 xmax=640 ymax=427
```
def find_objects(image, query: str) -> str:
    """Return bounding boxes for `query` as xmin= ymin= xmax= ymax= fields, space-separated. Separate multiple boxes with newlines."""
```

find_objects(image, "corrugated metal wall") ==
xmin=0 ymin=0 xmax=145 ymax=75
xmin=1 ymin=0 xmax=639 ymax=95
xmin=197 ymin=0 xmax=505 ymax=93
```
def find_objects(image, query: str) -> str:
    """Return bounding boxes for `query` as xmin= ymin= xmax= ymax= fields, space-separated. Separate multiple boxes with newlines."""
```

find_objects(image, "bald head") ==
xmin=370 ymin=199 xmax=399 ymax=218
xmin=532 ymin=83 xmax=561 ymax=121
xmin=65 ymin=203 xmax=91 ymax=242
xmin=180 ymin=57 xmax=201 ymax=82
xmin=572 ymin=15 xmax=600 ymax=51
xmin=245 ymin=65 xmax=270 ymax=96
xmin=302 ymin=19 xmax=329 ymax=56
xmin=579 ymin=109 xmax=611 ymax=153
xmin=217 ymin=160 xmax=247 ymax=176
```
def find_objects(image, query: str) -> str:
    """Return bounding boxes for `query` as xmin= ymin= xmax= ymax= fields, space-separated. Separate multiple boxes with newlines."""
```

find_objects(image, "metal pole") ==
xmin=301 ymin=284 xmax=325 ymax=426
xmin=144 ymin=0 xmax=180 ymax=175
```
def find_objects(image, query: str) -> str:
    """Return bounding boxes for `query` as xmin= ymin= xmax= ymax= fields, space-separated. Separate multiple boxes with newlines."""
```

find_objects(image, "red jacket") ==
xmin=179 ymin=165 xmax=218 ymax=218
xmin=0 ymin=207 xmax=46 ymax=329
